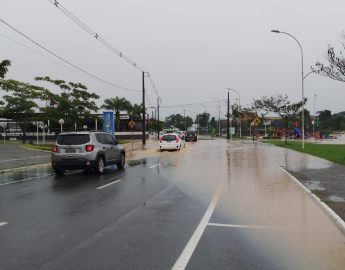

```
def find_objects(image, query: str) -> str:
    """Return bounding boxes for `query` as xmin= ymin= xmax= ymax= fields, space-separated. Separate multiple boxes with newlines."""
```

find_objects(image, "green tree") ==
xmin=35 ymin=76 xmax=99 ymax=131
xmin=0 ymin=80 xmax=46 ymax=143
xmin=128 ymin=103 xmax=143 ymax=119
xmin=318 ymin=110 xmax=333 ymax=130
xmin=0 ymin=59 xmax=11 ymax=79
xmin=101 ymin=97 xmax=132 ymax=130
xmin=253 ymin=94 xmax=306 ymax=143
xmin=165 ymin=114 xmax=185 ymax=130
xmin=314 ymin=37 xmax=345 ymax=83
xmin=196 ymin=112 xmax=210 ymax=132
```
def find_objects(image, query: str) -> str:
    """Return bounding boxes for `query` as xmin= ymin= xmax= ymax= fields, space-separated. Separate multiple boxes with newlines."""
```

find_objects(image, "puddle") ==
xmin=0 ymin=164 xmax=53 ymax=185
xmin=328 ymin=195 xmax=345 ymax=202
xmin=304 ymin=181 xmax=325 ymax=191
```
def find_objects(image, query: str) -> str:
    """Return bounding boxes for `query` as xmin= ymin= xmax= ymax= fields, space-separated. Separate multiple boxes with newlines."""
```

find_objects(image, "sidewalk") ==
xmin=288 ymin=163 xmax=345 ymax=221
xmin=265 ymin=143 xmax=345 ymax=222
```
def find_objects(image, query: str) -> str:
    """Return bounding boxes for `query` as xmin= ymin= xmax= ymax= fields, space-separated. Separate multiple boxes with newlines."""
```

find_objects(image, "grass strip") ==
xmin=263 ymin=140 xmax=345 ymax=165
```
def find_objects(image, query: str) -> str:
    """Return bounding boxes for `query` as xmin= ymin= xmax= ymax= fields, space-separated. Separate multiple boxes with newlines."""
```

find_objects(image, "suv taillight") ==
xmin=52 ymin=145 xmax=58 ymax=153
xmin=160 ymin=138 xmax=162 ymax=143
xmin=85 ymin=145 xmax=94 ymax=152
xmin=176 ymin=137 xmax=180 ymax=143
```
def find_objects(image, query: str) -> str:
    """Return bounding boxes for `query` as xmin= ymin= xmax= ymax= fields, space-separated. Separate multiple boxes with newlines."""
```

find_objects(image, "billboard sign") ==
xmin=103 ymin=111 xmax=115 ymax=138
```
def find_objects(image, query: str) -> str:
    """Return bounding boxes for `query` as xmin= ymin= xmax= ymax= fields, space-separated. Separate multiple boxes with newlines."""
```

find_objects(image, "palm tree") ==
xmin=101 ymin=97 xmax=132 ymax=130
xmin=129 ymin=103 xmax=143 ymax=119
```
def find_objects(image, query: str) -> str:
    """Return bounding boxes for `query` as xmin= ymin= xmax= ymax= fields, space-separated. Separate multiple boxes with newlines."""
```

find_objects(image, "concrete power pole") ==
xmin=227 ymin=92 xmax=230 ymax=140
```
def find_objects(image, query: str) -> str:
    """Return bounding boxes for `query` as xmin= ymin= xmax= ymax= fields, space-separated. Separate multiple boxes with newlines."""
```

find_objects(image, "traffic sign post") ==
xmin=128 ymin=120 xmax=136 ymax=147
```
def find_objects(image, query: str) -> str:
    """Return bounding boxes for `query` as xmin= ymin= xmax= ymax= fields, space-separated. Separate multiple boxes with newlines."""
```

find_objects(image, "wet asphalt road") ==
xmin=0 ymin=143 xmax=50 ymax=171
xmin=1 ymin=140 xmax=345 ymax=270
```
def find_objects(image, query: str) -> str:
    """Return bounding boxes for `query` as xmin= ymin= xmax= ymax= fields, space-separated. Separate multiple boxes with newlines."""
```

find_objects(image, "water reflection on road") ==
xmin=0 ymin=164 xmax=53 ymax=186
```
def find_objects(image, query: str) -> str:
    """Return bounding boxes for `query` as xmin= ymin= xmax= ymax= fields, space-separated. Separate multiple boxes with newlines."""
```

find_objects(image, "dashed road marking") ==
xmin=149 ymin=164 xmax=160 ymax=169
xmin=96 ymin=179 xmax=122 ymax=190
xmin=0 ymin=222 xmax=8 ymax=227
xmin=172 ymin=181 xmax=224 ymax=270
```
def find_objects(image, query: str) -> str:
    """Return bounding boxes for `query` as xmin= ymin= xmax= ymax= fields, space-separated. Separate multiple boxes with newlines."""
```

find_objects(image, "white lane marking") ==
xmin=96 ymin=179 xmax=122 ymax=190
xmin=149 ymin=164 xmax=160 ymax=169
xmin=0 ymin=163 xmax=51 ymax=173
xmin=0 ymin=222 xmax=8 ymax=227
xmin=208 ymin=223 xmax=281 ymax=230
xmin=172 ymin=182 xmax=224 ymax=270
xmin=0 ymin=155 xmax=48 ymax=163
xmin=0 ymin=174 xmax=54 ymax=187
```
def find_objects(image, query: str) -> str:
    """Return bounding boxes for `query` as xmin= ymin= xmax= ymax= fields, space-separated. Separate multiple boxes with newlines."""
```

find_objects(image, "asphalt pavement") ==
xmin=0 ymin=143 xmax=50 ymax=171
xmin=0 ymin=139 xmax=345 ymax=269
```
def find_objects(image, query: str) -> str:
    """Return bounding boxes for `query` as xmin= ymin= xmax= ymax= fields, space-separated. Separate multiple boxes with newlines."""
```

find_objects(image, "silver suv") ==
xmin=51 ymin=131 xmax=126 ymax=176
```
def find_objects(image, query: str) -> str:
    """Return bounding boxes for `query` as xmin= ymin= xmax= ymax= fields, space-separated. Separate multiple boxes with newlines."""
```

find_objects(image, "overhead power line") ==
xmin=160 ymin=100 xmax=218 ymax=109
xmin=48 ymin=0 xmax=161 ymax=100
xmin=0 ymin=18 xmax=140 ymax=93
xmin=49 ymin=0 xmax=143 ymax=72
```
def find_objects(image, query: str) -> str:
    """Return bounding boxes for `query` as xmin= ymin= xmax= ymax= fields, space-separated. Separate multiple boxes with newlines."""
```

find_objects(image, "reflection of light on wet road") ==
xmin=0 ymin=164 xmax=53 ymax=186
xmin=0 ymin=222 xmax=8 ymax=227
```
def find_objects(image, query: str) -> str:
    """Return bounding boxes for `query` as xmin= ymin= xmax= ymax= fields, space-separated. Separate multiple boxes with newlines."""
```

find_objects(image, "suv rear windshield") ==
xmin=57 ymin=134 xmax=90 ymax=145
xmin=162 ymin=135 xmax=177 ymax=141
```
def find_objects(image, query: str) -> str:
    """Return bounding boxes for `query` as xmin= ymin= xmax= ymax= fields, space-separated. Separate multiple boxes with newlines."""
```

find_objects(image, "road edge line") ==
xmin=171 ymin=182 xmax=224 ymax=270
xmin=278 ymin=165 xmax=345 ymax=235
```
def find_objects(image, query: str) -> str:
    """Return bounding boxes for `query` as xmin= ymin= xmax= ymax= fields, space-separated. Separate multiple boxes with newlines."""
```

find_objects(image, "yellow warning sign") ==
xmin=128 ymin=120 xmax=136 ymax=128
xmin=252 ymin=117 xmax=261 ymax=127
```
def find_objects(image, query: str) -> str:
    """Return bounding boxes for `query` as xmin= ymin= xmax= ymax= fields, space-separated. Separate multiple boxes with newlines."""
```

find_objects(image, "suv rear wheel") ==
xmin=95 ymin=156 xmax=105 ymax=174
xmin=116 ymin=153 xmax=125 ymax=169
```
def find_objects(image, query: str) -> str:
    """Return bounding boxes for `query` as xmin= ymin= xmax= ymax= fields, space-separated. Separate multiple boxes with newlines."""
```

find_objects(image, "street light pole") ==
xmin=313 ymin=94 xmax=317 ymax=135
xmin=213 ymin=98 xmax=221 ymax=137
xmin=227 ymin=88 xmax=241 ymax=138
xmin=271 ymin=30 xmax=305 ymax=149
xmin=227 ymin=91 xmax=230 ymax=140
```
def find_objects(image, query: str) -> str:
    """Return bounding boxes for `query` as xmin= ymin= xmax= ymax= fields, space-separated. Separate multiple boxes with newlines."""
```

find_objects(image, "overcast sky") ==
xmin=1 ymin=0 xmax=345 ymax=119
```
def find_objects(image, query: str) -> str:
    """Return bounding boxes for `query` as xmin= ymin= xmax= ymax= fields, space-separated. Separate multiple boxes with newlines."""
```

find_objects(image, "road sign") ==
xmin=252 ymin=117 xmax=261 ymax=127
xmin=103 ymin=111 xmax=115 ymax=138
xmin=128 ymin=120 xmax=136 ymax=128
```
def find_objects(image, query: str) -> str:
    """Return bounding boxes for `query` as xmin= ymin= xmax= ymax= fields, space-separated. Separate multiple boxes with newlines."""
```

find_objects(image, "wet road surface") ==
xmin=0 ymin=143 xmax=50 ymax=171
xmin=0 ymin=140 xmax=345 ymax=269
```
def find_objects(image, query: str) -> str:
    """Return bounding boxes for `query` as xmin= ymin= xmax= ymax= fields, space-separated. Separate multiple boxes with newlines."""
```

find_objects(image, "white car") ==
xmin=159 ymin=133 xmax=182 ymax=151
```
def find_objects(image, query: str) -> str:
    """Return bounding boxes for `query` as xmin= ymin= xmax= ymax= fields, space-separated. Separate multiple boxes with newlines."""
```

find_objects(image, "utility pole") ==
xmin=227 ymin=92 xmax=230 ymax=140
xmin=313 ymin=94 xmax=317 ymax=135
xmin=142 ymin=72 xmax=147 ymax=145
xmin=157 ymin=97 xmax=160 ymax=139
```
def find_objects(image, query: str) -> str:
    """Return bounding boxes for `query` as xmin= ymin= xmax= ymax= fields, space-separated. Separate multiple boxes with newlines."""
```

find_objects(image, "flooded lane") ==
xmin=160 ymin=140 xmax=345 ymax=270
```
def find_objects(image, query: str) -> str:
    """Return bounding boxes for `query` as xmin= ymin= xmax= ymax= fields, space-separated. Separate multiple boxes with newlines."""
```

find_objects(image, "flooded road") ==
xmin=0 ymin=139 xmax=344 ymax=269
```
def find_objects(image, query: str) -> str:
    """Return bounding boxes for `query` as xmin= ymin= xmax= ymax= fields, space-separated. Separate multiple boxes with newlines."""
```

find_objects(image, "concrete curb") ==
xmin=278 ymin=165 xmax=345 ymax=235
xmin=19 ymin=146 xmax=51 ymax=153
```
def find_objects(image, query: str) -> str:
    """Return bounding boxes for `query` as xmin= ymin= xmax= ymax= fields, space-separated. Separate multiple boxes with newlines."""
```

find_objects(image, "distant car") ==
xmin=51 ymin=131 xmax=126 ymax=176
xmin=185 ymin=131 xmax=197 ymax=142
xmin=159 ymin=133 xmax=182 ymax=151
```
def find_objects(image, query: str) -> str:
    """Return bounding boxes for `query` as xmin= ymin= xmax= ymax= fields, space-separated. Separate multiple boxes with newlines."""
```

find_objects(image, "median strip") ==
xmin=96 ymin=179 xmax=122 ymax=190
